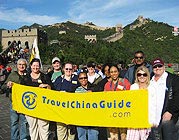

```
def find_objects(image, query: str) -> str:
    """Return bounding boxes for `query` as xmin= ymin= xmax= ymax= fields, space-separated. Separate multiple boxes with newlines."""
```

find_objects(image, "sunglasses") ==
xmin=137 ymin=73 xmax=148 ymax=77
xmin=153 ymin=65 xmax=163 ymax=69
xmin=135 ymin=56 xmax=144 ymax=59
xmin=65 ymin=68 xmax=72 ymax=71
xmin=79 ymin=77 xmax=88 ymax=80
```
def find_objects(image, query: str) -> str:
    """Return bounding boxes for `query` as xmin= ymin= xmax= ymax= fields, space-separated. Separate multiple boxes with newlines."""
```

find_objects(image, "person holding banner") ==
xmin=104 ymin=64 xmax=130 ymax=140
xmin=147 ymin=58 xmax=179 ymax=140
xmin=22 ymin=58 xmax=53 ymax=140
xmin=54 ymin=62 xmax=79 ymax=140
xmin=47 ymin=57 xmax=62 ymax=140
xmin=75 ymin=71 xmax=99 ymax=140
xmin=47 ymin=57 xmax=62 ymax=83
xmin=126 ymin=66 xmax=153 ymax=140
xmin=2 ymin=58 xmax=30 ymax=140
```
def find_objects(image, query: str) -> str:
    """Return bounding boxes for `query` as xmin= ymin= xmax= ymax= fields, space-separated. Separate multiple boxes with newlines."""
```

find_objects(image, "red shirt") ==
xmin=104 ymin=78 xmax=130 ymax=91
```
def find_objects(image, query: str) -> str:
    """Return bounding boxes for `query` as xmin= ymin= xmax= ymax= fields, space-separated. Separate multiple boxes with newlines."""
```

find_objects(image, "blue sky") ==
xmin=0 ymin=0 xmax=179 ymax=30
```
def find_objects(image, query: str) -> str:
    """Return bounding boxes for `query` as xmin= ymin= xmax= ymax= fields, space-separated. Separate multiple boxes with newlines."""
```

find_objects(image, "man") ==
xmin=2 ymin=58 xmax=30 ymax=140
xmin=124 ymin=50 xmax=153 ymax=85
xmin=148 ymin=58 xmax=179 ymax=140
xmin=47 ymin=57 xmax=62 ymax=83
xmin=54 ymin=62 xmax=79 ymax=140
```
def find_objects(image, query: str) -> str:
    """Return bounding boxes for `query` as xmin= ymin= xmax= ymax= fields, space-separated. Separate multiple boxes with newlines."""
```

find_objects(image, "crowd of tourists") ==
xmin=1 ymin=50 xmax=179 ymax=140
xmin=1 ymin=41 xmax=30 ymax=65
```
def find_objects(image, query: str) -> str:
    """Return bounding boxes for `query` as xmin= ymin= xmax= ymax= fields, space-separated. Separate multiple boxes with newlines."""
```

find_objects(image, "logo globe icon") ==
xmin=22 ymin=92 xmax=37 ymax=109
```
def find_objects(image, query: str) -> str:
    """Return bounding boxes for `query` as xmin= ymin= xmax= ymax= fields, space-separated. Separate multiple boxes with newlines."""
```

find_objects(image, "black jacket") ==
xmin=163 ymin=73 xmax=179 ymax=124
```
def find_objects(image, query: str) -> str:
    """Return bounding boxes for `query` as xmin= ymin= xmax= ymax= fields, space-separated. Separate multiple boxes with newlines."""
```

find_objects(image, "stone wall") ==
xmin=1 ymin=28 xmax=47 ymax=50
xmin=84 ymin=35 xmax=97 ymax=42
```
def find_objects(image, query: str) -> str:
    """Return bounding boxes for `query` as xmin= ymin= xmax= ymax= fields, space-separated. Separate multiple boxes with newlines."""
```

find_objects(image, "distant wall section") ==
xmin=1 ymin=28 xmax=47 ymax=50
xmin=85 ymin=35 xmax=97 ymax=43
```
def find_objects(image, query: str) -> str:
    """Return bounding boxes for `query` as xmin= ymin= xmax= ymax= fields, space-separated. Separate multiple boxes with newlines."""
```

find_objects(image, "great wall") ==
xmin=0 ymin=16 xmax=179 ymax=73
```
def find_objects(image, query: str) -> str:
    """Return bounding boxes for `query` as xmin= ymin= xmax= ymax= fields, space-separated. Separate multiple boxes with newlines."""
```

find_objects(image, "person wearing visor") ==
xmin=148 ymin=58 xmax=179 ymax=140
xmin=47 ymin=57 xmax=62 ymax=83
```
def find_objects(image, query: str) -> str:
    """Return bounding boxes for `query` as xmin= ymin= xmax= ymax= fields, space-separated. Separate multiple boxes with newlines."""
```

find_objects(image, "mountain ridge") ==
xmin=0 ymin=16 xmax=179 ymax=64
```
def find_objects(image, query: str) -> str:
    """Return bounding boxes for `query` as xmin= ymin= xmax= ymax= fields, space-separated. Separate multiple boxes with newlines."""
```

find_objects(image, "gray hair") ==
xmin=17 ymin=58 xmax=28 ymax=66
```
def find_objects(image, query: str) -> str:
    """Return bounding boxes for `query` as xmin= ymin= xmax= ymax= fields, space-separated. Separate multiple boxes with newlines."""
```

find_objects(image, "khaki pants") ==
xmin=57 ymin=122 xmax=75 ymax=140
xmin=26 ymin=115 xmax=49 ymax=140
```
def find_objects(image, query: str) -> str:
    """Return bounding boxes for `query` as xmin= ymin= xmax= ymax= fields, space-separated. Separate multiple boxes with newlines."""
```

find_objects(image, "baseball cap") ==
xmin=151 ymin=58 xmax=164 ymax=67
xmin=52 ymin=57 xmax=60 ymax=64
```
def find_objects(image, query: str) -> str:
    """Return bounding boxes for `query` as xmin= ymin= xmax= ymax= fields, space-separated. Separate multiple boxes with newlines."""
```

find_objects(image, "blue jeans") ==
xmin=10 ymin=104 xmax=30 ymax=140
xmin=77 ymin=126 xmax=99 ymax=140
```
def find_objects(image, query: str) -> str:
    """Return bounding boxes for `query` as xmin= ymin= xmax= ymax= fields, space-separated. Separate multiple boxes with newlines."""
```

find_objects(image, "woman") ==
xmin=2 ymin=58 xmax=30 ymax=140
xmin=54 ymin=62 xmax=79 ymax=140
xmin=97 ymin=63 xmax=111 ymax=91
xmin=126 ymin=66 xmax=153 ymax=140
xmin=97 ymin=63 xmax=112 ymax=140
xmin=104 ymin=64 xmax=130 ymax=91
xmin=104 ymin=64 xmax=130 ymax=140
xmin=22 ymin=58 xmax=53 ymax=140
xmin=75 ymin=72 xmax=99 ymax=140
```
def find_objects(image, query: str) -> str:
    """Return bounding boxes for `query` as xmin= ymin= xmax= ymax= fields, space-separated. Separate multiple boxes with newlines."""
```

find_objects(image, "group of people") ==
xmin=1 ymin=40 xmax=30 ymax=66
xmin=0 ymin=60 xmax=12 ymax=95
xmin=2 ymin=50 xmax=179 ymax=140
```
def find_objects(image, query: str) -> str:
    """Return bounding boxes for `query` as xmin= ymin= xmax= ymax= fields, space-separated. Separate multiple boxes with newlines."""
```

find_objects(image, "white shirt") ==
xmin=87 ymin=73 xmax=100 ymax=84
xmin=150 ymin=72 xmax=168 ymax=125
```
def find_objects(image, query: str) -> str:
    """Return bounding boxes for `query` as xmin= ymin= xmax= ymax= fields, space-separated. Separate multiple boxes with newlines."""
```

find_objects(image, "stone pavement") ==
xmin=0 ymin=94 xmax=10 ymax=140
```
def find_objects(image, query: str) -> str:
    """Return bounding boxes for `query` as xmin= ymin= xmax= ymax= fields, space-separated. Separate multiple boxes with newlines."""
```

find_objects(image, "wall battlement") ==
xmin=1 ymin=28 xmax=47 ymax=50
xmin=84 ymin=35 xmax=97 ymax=43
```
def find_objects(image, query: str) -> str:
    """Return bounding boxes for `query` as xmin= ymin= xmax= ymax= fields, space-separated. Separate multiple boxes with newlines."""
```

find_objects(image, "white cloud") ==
xmin=1 ymin=0 xmax=178 ymax=29
xmin=67 ymin=0 xmax=155 ymax=26
xmin=68 ymin=0 xmax=179 ymax=27
xmin=0 ymin=7 xmax=61 ymax=25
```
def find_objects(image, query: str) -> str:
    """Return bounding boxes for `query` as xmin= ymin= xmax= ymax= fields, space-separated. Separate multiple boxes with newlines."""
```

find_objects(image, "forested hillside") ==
xmin=38 ymin=18 xmax=179 ymax=65
xmin=1 ymin=17 xmax=179 ymax=65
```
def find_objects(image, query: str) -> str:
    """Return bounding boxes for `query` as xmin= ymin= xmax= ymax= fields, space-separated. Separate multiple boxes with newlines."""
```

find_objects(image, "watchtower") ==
xmin=1 ymin=28 xmax=47 ymax=50
xmin=84 ymin=35 xmax=97 ymax=43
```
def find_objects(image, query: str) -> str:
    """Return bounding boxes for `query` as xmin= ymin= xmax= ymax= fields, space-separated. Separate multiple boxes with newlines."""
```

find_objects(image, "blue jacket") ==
xmin=124 ymin=62 xmax=153 ymax=84
xmin=54 ymin=74 xmax=79 ymax=92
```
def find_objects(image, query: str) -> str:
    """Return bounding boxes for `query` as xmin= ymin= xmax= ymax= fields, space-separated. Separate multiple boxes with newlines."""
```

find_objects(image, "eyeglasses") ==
xmin=137 ymin=73 xmax=148 ymax=77
xmin=79 ymin=77 xmax=88 ymax=80
xmin=135 ymin=56 xmax=144 ymax=59
xmin=153 ymin=65 xmax=163 ymax=69
xmin=65 ymin=68 xmax=72 ymax=71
